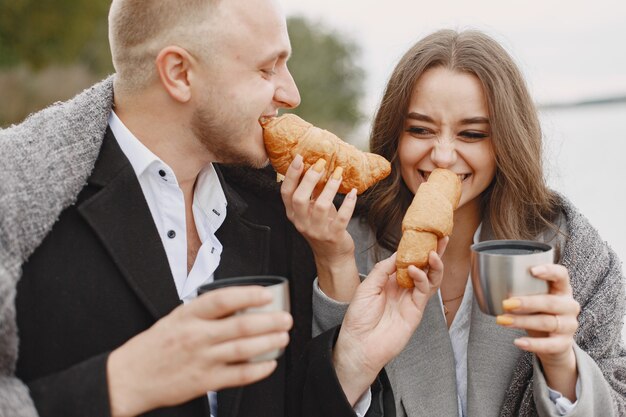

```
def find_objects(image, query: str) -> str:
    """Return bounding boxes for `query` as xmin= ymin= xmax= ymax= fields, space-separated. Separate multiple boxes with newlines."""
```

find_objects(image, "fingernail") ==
xmin=312 ymin=158 xmax=326 ymax=173
xmin=530 ymin=265 xmax=547 ymax=276
xmin=292 ymin=154 xmax=303 ymax=169
xmin=496 ymin=315 xmax=514 ymax=326
xmin=347 ymin=188 xmax=357 ymax=199
xmin=514 ymin=338 xmax=530 ymax=348
xmin=502 ymin=298 xmax=521 ymax=311
xmin=331 ymin=166 xmax=343 ymax=180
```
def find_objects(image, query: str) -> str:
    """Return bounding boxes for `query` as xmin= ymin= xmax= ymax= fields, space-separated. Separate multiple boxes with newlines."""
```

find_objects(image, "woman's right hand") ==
xmin=280 ymin=155 xmax=360 ymax=301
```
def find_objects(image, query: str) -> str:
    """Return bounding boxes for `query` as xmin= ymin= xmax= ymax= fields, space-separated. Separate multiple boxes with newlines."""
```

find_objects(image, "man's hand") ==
xmin=107 ymin=286 xmax=293 ymax=417
xmin=333 ymin=250 xmax=445 ymax=405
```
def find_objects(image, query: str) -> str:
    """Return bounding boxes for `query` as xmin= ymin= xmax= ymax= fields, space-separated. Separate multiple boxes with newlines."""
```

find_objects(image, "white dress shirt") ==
xmin=109 ymin=111 xmax=226 ymax=416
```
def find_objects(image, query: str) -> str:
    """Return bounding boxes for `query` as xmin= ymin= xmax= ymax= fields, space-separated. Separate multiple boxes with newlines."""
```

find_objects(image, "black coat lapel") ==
xmin=213 ymin=166 xmax=272 ymax=417
xmin=78 ymin=128 xmax=181 ymax=320
xmin=213 ymin=167 xmax=271 ymax=280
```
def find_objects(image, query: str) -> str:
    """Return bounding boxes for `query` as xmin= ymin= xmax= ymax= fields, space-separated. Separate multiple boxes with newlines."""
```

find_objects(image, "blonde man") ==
xmin=1 ymin=0 xmax=434 ymax=416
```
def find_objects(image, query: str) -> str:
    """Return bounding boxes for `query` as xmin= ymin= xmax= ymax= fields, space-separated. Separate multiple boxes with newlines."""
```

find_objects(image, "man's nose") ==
xmin=430 ymin=139 xmax=457 ymax=168
xmin=274 ymin=68 xmax=301 ymax=109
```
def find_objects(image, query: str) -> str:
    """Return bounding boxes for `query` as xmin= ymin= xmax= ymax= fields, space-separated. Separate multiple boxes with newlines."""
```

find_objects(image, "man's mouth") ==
xmin=259 ymin=113 xmax=279 ymax=126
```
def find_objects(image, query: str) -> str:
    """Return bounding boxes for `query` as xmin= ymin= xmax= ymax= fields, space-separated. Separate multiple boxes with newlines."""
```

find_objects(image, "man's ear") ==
xmin=155 ymin=46 xmax=196 ymax=103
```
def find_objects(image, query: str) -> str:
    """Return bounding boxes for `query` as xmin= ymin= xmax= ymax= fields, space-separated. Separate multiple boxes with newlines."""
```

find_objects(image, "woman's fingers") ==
xmin=496 ymin=313 xmax=578 ymax=334
xmin=331 ymin=188 xmax=357 ymax=235
xmin=280 ymin=154 xmax=304 ymax=218
xmin=512 ymin=335 xmax=574 ymax=355
xmin=530 ymin=263 xmax=572 ymax=295
xmin=288 ymin=158 xmax=327 ymax=220
xmin=501 ymin=294 xmax=580 ymax=316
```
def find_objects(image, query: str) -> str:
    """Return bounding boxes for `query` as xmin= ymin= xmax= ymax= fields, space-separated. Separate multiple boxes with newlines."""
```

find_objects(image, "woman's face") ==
xmin=398 ymin=66 xmax=497 ymax=211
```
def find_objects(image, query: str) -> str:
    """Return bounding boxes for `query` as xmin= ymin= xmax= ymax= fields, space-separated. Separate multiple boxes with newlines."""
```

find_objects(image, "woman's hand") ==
xmin=496 ymin=263 xmax=580 ymax=400
xmin=280 ymin=154 xmax=359 ymax=301
xmin=332 ymin=251 xmax=444 ymax=405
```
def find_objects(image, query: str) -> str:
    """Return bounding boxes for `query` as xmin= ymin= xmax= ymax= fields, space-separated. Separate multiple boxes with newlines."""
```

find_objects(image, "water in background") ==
xmin=540 ymin=102 xmax=626 ymax=340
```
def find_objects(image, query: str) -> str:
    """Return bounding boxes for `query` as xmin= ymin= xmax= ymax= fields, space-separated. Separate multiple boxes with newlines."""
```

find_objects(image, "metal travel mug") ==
xmin=470 ymin=240 xmax=554 ymax=316
xmin=198 ymin=275 xmax=290 ymax=362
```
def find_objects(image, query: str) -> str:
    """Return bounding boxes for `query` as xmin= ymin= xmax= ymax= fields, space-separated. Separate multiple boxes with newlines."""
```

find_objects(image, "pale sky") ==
xmin=282 ymin=0 xmax=626 ymax=114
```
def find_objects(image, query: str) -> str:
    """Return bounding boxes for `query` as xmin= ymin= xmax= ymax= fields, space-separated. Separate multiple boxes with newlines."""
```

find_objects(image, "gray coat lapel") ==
xmin=466 ymin=298 xmax=524 ymax=417
xmin=387 ymin=296 xmax=459 ymax=416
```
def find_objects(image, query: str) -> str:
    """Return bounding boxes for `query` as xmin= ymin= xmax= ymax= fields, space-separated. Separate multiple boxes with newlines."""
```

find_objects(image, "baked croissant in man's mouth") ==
xmin=260 ymin=114 xmax=391 ymax=194
xmin=396 ymin=168 xmax=462 ymax=288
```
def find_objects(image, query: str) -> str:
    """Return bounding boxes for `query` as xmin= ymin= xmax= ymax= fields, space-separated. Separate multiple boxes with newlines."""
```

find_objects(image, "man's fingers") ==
xmin=362 ymin=253 xmax=398 ymax=288
xmin=407 ymin=265 xmax=430 ymax=295
xmin=212 ymin=332 xmax=290 ymax=363
xmin=436 ymin=236 xmax=449 ymax=258
xmin=190 ymin=286 xmax=272 ymax=319
xmin=213 ymin=361 xmax=278 ymax=390
xmin=208 ymin=311 xmax=293 ymax=344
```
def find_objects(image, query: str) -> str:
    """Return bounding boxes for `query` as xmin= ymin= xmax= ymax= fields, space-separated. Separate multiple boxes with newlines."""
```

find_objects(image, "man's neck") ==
xmin=113 ymin=92 xmax=211 ymax=188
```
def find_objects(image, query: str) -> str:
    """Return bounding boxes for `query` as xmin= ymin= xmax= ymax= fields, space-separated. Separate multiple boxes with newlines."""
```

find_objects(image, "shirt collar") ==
xmin=108 ymin=110 xmax=160 ymax=178
xmin=194 ymin=164 xmax=228 ymax=234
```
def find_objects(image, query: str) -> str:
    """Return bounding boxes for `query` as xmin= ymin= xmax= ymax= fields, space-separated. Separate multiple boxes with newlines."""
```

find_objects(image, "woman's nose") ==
xmin=430 ymin=139 xmax=457 ymax=168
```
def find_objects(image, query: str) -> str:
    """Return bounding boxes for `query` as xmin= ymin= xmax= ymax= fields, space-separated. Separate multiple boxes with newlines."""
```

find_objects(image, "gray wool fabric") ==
xmin=499 ymin=199 xmax=626 ymax=416
xmin=0 ymin=77 xmax=114 ymax=417
xmin=313 ymin=198 xmax=626 ymax=416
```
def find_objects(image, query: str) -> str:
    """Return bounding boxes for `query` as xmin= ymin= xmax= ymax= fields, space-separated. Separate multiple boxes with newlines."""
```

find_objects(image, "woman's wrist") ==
xmin=315 ymin=255 xmax=360 ymax=302
xmin=538 ymin=347 xmax=578 ymax=401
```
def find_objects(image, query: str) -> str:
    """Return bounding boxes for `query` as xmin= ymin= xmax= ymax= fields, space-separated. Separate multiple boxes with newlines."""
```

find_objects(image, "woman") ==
xmin=281 ymin=29 xmax=626 ymax=416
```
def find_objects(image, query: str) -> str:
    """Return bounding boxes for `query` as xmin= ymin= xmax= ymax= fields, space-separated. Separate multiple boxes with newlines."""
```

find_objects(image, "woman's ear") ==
xmin=155 ymin=46 xmax=195 ymax=103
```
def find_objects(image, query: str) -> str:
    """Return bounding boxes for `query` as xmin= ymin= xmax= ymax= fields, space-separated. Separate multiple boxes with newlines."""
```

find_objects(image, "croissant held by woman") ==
xmin=261 ymin=114 xmax=391 ymax=194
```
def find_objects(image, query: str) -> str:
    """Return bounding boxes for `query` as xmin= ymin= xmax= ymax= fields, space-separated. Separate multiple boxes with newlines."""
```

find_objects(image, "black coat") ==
xmin=15 ymin=129 xmax=386 ymax=417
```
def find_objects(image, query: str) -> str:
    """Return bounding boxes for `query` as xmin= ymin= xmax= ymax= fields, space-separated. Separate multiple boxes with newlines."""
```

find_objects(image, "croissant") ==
xmin=396 ymin=168 xmax=462 ymax=288
xmin=261 ymin=114 xmax=391 ymax=194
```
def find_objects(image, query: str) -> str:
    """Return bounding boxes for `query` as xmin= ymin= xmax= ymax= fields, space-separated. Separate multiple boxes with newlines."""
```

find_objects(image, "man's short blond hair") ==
xmin=109 ymin=0 xmax=220 ymax=93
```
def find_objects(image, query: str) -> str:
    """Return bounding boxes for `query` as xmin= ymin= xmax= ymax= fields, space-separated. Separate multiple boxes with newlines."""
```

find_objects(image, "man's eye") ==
xmin=262 ymin=68 xmax=276 ymax=77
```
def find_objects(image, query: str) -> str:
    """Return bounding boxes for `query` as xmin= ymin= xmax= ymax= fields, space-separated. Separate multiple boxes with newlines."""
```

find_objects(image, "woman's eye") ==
xmin=460 ymin=131 xmax=489 ymax=141
xmin=406 ymin=126 xmax=432 ymax=136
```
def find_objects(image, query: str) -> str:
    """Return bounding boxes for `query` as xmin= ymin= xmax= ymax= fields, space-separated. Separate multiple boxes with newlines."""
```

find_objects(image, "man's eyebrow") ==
xmin=262 ymin=49 xmax=291 ymax=64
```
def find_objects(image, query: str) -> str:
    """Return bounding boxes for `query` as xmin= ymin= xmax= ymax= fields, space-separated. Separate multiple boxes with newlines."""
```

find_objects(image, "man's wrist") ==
xmin=332 ymin=333 xmax=378 ymax=406
xmin=107 ymin=346 xmax=150 ymax=417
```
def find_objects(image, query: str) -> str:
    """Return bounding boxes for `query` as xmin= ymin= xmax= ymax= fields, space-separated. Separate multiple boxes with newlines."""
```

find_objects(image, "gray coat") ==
xmin=0 ymin=78 xmax=113 ymax=417
xmin=313 ymin=204 xmax=626 ymax=416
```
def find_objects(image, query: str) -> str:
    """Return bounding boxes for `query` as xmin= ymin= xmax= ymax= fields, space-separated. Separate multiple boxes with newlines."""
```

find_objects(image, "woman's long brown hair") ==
xmin=364 ymin=29 xmax=560 ymax=252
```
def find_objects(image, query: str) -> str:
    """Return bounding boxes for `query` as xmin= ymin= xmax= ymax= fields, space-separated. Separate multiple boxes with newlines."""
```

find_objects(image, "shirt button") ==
xmin=167 ymin=230 xmax=176 ymax=239
xmin=159 ymin=169 xmax=166 ymax=177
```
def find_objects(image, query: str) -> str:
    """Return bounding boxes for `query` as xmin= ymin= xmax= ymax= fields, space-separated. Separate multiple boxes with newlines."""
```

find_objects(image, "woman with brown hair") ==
xmin=281 ymin=29 xmax=626 ymax=416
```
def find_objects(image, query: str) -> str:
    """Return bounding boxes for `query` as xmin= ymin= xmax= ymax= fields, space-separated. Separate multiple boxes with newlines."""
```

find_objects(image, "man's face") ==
xmin=191 ymin=0 xmax=300 ymax=168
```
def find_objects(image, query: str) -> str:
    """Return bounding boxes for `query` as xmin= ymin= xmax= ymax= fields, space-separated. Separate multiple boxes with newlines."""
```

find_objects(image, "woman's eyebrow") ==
xmin=460 ymin=117 xmax=490 ymax=125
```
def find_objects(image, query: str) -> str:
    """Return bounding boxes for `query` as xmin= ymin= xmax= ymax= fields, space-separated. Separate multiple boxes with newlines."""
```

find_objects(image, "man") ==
xmin=0 ymin=0 xmax=437 ymax=416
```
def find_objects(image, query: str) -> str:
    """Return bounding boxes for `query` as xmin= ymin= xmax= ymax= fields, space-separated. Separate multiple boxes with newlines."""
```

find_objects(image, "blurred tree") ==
xmin=0 ymin=0 xmax=112 ymax=74
xmin=287 ymin=16 xmax=365 ymax=139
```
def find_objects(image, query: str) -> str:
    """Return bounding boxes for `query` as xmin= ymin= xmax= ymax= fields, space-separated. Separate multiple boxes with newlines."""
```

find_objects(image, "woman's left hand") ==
xmin=496 ymin=263 xmax=580 ymax=399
